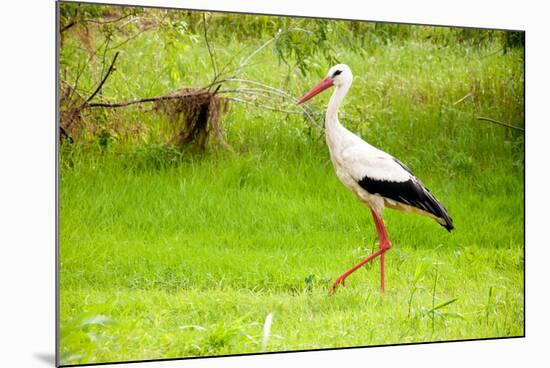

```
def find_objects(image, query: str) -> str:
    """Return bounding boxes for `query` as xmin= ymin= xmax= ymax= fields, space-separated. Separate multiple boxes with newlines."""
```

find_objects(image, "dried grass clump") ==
xmin=155 ymin=88 xmax=232 ymax=151
xmin=59 ymin=83 xmax=234 ymax=150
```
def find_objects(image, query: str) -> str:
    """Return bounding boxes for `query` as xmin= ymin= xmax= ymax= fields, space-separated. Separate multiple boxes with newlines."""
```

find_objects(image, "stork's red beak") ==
xmin=296 ymin=77 xmax=334 ymax=105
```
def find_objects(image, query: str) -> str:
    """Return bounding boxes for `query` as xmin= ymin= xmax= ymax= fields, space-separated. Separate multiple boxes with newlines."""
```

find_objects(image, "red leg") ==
xmin=371 ymin=209 xmax=391 ymax=292
xmin=380 ymin=252 xmax=386 ymax=292
xmin=330 ymin=208 xmax=391 ymax=294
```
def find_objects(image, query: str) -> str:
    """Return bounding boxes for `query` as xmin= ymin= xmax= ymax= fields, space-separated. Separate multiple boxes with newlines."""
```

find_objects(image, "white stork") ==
xmin=296 ymin=64 xmax=453 ymax=293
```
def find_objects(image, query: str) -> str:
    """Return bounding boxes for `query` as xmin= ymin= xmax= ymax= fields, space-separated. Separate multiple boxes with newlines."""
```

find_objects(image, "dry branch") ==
xmin=61 ymin=21 xmax=77 ymax=33
xmin=85 ymin=51 xmax=120 ymax=104
xmin=84 ymin=91 xmax=210 ymax=109
xmin=453 ymin=92 xmax=473 ymax=106
xmin=477 ymin=116 xmax=524 ymax=132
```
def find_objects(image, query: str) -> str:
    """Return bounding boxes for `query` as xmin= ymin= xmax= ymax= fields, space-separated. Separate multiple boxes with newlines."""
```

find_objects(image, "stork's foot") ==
xmin=329 ymin=274 xmax=348 ymax=294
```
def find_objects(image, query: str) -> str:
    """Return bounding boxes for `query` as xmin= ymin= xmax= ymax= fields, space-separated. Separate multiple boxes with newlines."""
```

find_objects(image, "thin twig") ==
xmin=291 ymin=27 xmax=314 ymax=34
xmin=453 ymin=92 xmax=473 ymax=106
xmin=219 ymin=87 xmax=321 ymax=117
xmin=226 ymin=97 xmax=309 ymax=115
xmin=99 ymin=38 xmax=112 ymax=98
xmin=85 ymin=51 xmax=120 ymax=104
xmin=236 ymin=32 xmax=280 ymax=73
xmin=216 ymin=78 xmax=323 ymax=127
xmin=83 ymin=12 xmax=133 ymax=25
xmin=221 ymin=79 xmax=296 ymax=102
xmin=222 ymin=78 xmax=300 ymax=100
xmin=230 ymin=20 xmax=305 ymax=78
xmin=202 ymin=13 xmax=218 ymax=84
xmin=218 ymin=88 xmax=286 ymax=101
xmin=67 ymin=56 xmax=86 ymax=103
xmin=216 ymin=43 xmax=250 ymax=79
xmin=61 ymin=21 xmax=76 ymax=33
xmin=61 ymin=81 xmax=85 ymax=103
xmin=61 ymin=4 xmax=79 ymax=33
xmin=477 ymin=116 xmax=524 ymax=132
xmin=108 ymin=12 xmax=167 ymax=51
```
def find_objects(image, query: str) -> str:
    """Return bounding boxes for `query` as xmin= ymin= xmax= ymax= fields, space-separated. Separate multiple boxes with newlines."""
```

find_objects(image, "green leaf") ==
xmin=428 ymin=298 xmax=459 ymax=313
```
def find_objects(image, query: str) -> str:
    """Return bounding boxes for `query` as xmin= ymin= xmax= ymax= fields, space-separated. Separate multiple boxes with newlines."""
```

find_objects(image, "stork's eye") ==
xmin=332 ymin=70 xmax=342 ymax=77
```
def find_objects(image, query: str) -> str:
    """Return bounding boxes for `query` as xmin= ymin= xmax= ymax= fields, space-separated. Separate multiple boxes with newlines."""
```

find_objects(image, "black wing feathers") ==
xmin=358 ymin=160 xmax=454 ymax=231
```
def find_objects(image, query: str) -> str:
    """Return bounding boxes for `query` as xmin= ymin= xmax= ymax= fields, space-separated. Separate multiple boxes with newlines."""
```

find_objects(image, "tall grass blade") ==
xmin=262 ymin=313 xmax=274 ymax=351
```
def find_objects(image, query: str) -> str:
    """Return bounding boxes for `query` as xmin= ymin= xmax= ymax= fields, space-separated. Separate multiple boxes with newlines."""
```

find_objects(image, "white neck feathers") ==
xmin=325 ymin=83 xmax=350 ymax=132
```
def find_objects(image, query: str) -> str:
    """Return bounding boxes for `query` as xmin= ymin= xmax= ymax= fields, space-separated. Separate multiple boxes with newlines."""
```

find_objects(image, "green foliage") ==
xmin=273 ymin=19 xmax=366 ymax=76
xmin=502 ymin=31 xmax=525 ymax=53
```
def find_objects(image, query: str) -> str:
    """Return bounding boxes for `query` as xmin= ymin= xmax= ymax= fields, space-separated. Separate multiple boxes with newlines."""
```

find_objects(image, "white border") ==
xmin=1 ymin=0 xmax=548 ymax=367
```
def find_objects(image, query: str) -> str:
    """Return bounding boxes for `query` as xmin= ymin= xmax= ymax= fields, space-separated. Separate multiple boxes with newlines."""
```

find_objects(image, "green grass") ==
xmin=59 ymin=143 xmax=523 ymax=365
xmin=59 ymin=6 xmax=524 ymax=366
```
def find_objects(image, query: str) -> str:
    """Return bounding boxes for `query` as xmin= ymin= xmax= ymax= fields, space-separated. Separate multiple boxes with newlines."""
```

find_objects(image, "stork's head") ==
xmin=296 ymin=64 xmax=353 ymax=104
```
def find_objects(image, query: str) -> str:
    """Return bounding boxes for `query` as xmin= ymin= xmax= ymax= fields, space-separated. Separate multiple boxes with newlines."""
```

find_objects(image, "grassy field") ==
xmin=59 ymin=6 xmax=524 ymax=366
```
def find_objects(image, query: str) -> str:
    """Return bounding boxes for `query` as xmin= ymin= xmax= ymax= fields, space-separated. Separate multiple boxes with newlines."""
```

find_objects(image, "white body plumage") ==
xmin=322 ymin=64 xmax=452 ymax=228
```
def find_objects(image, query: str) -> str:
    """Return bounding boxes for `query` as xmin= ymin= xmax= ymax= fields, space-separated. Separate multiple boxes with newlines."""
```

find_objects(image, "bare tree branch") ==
xmin=85 ymin=51 xmax=120 ymax=104
xmin=477 ymin=116 xmax=524 ymax=132
xmin=84 ymin=90 xmax=211 ymax=109
xmin=61 ymin=21 xmax=76 ymax=33
xmin=60 ymin=4 xmax=79 ymax=33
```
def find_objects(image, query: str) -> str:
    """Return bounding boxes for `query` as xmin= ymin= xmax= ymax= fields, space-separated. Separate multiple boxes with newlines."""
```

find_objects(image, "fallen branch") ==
xmin=84 ymin=91 xmax=210 ymax=109
xmin=477 ymin=116 xmax=524 ymax=132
